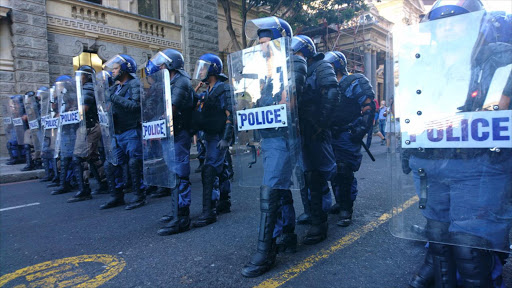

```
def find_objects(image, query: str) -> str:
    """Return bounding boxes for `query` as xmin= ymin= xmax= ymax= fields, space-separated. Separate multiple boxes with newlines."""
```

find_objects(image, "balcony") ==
xmin=46 ymin=0 xmax=182 ymax=51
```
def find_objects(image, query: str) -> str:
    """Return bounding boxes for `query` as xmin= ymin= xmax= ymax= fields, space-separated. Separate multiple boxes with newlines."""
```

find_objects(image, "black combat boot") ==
xmin=194 ymin=158 xmax=204 ymax=173
xmin=100 ymin=162 xmax=125 ymax=209
xmin=276 ymin=189 xmax=297 ymax=253
xmin=193 ymin=165 xmax=218 ymax=227
xmin=422 ymin=220 xmax=456 ymax=287
xmin=125 ymin=159 xmax=146 ymax=210
xmin=334 ymin=162 xmax=355 ymax=227
xmin=216 ymin=190 xmax=231 ymax=214
xmin=51 ymin=157 xmax=73 ymax=195
xmin=21 ymin=145 xmax=35 ymax=171
xmin=409 ymin=250 xmax=434 ymax=288
xmin=452 ymin=234 xmax=495 ymax=288
xmin=157 ymin=206 xmax=191 ymax=236
xmin=328 ymin=183 xmax=341 ymax=215
xmin=67 ymin=157 xmax=92 ymax=203
xmin=303 ymin=171 xmax=328 ymax=245
xmin=150 ymin=187 xmax=171 ymax=198
xmin=88 ymin=159 xmax=109 ymax=194
xmin=241 ymin=186 xmax=280 ymax=278
xmin=296 ymin=185 xmax=311 ymax=225
xmin=39 ymin=158 xmax=54 ymax=182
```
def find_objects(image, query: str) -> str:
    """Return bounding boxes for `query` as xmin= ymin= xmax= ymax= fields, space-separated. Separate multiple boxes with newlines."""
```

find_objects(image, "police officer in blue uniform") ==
xmin=100 ymin=54 xmax=145 ymax=210
xmin=241 ymin=16 xmax=300 ymax=278
xmin=145 ymin=49 xmax=195 ymax=235
xmin=6 ymin=95 xmax=26 ymax=165
xmin=68 ymin=65 xmax=106 ymax=203
xmin=324 ymin=51 xmax=375 ymax=227
xmin=292 ymin=35 xmax=338 ymax=245
xmin=402 ymin=1 xmax=512 ymax=286
xmin=191 ymin=53 xmax=233 ymax=227
xmin=51 ymin=75 xmax=77 ymax=195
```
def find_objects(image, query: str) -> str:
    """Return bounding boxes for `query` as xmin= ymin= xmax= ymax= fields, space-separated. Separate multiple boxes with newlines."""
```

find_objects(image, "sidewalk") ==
xmin=0 ymin=158 xmax=45 ymax=184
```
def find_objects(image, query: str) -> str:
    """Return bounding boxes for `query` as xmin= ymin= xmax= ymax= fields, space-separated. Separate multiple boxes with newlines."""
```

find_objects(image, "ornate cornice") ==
xmin=47 ymin=15 xmax=182 ymax=50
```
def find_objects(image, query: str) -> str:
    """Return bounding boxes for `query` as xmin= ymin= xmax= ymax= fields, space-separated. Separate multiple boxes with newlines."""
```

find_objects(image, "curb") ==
xmin=0 ymin=169 xmax=45 ymax=184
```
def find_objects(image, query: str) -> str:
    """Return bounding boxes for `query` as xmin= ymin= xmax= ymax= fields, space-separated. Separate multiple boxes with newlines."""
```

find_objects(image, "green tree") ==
xmin=218 ymin=0 xmax=368 ymax=50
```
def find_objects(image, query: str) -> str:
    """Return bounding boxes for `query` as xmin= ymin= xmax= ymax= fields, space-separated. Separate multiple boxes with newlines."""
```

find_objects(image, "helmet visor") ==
xmin=36 ymin=88 xmax=49 ymax=100
xmin=192 ymin=59 xmax=212 ymax=81
xmin=103 ymin=55 xmax=127 ymax=72
xmin=245 ymin=17 xmax=280 ymax=40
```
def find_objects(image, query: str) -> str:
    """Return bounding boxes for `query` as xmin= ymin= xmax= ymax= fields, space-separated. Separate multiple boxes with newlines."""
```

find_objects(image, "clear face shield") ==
xmin=103 ymin=54 xmax=136 ymax=80
xmin=192 ymin=59 xmax=212 ymax=82
xmin=245 ymin=16 xmax=281 ymax=40
xmin=146 ymin=51 xmax=172 ymax=76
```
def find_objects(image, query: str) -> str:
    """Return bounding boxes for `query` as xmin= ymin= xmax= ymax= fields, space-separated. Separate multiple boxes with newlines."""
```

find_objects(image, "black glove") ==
xmin=217 ymin=139 xmax=230 ymax=150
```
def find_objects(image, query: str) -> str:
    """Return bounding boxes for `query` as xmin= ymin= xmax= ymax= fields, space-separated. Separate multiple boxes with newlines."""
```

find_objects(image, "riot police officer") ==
xmin=144 ymin=49 xmax=195 ymax=235
xmin=51 ymin=75 xmax=77 ymax=195
xmin=292 ymin=35 xmax=338 ymax=245
xmin=68 ymin=65 xmax=106 ymax=203
xmin=6 ymin=95 xmax=27 ymax=165
xmin=22 ymin=90 xmax=43 ymax=171
xmin=240 ymin=16 xmax=302 ymax=278
xmin=393 ymin=0 xmax=512 ymax=286
xmin=191 ymin=53 xmax=233 ymax=228
xmin=324 ymin=51 xmax=375 ymax=227
xmin=100 ymin=54 xmax=145 ymax=210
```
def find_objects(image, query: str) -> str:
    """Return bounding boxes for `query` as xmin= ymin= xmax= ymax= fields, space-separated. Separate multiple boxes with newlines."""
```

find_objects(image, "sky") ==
xmin=480 ymin=0 xmax=511 ymax=13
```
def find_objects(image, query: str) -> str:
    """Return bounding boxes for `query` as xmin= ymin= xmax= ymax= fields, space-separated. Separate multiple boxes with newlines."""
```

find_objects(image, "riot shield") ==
xmin=390 ymin=10 xmax=512 ymax=252
xmin=24 ymin=91 xmax=44 ymax=152
xmin=1 ymin=98 xmax=14 ymax=141
xmin=140 ymin=69 xmax=176 ymax=188
xmin=8 ymin=95 xmax=27 ymax=145
xmin=73 ymin=71 xmax=95 ymax=158
xmin=227 ymin=37 xmax=303 ymax=188
xmin=95 ymin=71 xmax=118 ymax=165
xmin=54 ymin=77 xmax=85 ymax=159
xmin=40 ymin=87 xmax=59 ymax=158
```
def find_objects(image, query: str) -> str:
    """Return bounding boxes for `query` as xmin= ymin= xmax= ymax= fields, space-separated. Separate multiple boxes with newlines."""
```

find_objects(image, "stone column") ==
xmin=384 ymin=55 xmax=394 ymax=103
xmin=364 ymin=49 xmax=372 ymax=84
xmin=371 ymin=49 xmax=377 ymax=99
xmin=10 ymin=0 xmax=49 ymax=93
xmin=182 ymin=0 xmax=219 ymax=75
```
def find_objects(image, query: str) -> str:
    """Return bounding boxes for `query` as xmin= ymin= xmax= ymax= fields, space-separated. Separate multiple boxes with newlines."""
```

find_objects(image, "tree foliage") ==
xmin=219 ymin=0 xmax=368 ymax=50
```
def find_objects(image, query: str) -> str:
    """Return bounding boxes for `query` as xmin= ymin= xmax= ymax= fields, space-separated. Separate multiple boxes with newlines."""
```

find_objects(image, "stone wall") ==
xmin=182 ymin=0 xmax=219 ymax=75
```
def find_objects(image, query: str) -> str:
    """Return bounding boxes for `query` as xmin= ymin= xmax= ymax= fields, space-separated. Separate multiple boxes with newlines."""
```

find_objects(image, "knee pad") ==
xmin=280 ymin=189 xmax=293 ymax=206
xmin=260 ymin=186 xmax=280 ymax=212
xmin=335 ymin=161 xmax=354 ymax=184
xmin=451 ymin=234 xmax=494 ymax=286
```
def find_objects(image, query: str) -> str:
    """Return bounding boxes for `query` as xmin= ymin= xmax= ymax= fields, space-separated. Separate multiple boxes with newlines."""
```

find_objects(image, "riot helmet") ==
xmin=193 ymin=53 xmax=228 ymax=82
xmin=291 ymin=35 xmax=317 ymax=59
xmin=103 ymin=54 xmax=137 ymax=81
xmin=423 ymin=0 xmax=484 ymax=22
xmin=146 ymin=49 xmax=184 ymax=76
xmin=324 ymin=51 xmax=348 ymax=75
xmin=77 ymin=65 xmax=96 ymax=84
xmin=245 ymin=16 xmax=293 ymax=41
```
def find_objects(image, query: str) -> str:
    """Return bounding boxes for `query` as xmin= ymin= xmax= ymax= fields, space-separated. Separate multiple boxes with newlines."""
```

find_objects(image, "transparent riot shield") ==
xmin=73 ymin=71 xmax=95 ymax=158
xmin=95 ymin=71 xmax=118 ymax=165
xmin=1 ymin=98 xmax=14 ymax=142
xmin=227 ymin=37 xmax=303 ymax=188
xmin=390 ymin=10 xmax=512 ymax=252
xmin=54 ymin=77 xmax=85 ymax=159
xmin=140 ymin=69 xmax=176 ymax=188
xmin=40 ymin=87 xmax=59 ymax=158
xmin=8 ymin=95 xmax=27 ymax=145
xmin=24 ymin=91 xmax=44 ymax=152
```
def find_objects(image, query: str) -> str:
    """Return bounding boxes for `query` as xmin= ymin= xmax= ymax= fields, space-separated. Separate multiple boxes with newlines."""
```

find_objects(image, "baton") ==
xmin=360 ymin=140 xmax=375 ymax=162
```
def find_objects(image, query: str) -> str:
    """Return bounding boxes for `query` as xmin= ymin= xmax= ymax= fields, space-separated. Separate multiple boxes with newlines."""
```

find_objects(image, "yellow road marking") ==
xmin=0 ymin=254 xmax=126 ymax=288
xmin=254 ymin=196 xmax=419 ymax=288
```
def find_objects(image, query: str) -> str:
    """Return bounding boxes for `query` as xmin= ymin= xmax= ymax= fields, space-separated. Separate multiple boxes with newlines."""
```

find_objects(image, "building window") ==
xmin=138 ymin=0 xmax=160 ymax=19
xmin=73 ymin=52 xmax=103 ymax=73
xmin=83 ymin=0 xmax=102 ymax=4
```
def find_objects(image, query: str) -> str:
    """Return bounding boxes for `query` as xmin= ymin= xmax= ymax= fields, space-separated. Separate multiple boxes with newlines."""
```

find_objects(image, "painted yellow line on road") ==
xmin=254 ymin=195 xmax=419 ymax=288
xmin=0 ymin=254 xmax=126 ymax=288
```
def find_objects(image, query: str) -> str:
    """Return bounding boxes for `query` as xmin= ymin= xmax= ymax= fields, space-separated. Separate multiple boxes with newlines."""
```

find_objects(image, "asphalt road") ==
xmin=1 ymin=138 xmax=511 ymax=288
